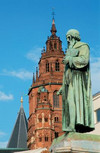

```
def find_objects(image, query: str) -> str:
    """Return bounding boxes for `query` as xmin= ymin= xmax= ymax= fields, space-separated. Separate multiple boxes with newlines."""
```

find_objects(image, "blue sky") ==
xmin=0 ymin=0 xmax=100 ymax=148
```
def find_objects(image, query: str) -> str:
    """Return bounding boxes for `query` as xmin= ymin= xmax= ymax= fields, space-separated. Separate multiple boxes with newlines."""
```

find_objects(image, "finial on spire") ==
xmin=51 ymin=8 xmax=57 ymax=35
xmin=36 ymin=67 xmax=38 ymax=81
xmin=20 ymin=96 xmax=23 ymax=104
xmin=33 ymin=72 xmax=35 ymax=83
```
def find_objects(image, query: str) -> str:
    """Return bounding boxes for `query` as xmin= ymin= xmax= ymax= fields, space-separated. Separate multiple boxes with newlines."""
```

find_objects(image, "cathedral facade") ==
xmin=27 ymin=18 xmax=65 ymax=149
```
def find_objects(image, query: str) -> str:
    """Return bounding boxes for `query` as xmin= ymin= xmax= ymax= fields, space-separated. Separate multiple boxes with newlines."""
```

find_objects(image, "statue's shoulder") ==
xmin=74 ymin=41 xmax=89 ymax=49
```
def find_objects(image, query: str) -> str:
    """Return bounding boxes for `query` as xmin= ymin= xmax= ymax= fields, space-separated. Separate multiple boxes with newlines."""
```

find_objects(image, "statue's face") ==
xmin=66 ymin=35 xmax=76 ymax=48
xmin=66 ymin=35 xmax=72 ymax=43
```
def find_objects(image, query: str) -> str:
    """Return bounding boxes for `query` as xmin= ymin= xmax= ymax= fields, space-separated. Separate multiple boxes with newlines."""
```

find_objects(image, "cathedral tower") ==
xmin=27 ymin=18 xmax=65 ymax=150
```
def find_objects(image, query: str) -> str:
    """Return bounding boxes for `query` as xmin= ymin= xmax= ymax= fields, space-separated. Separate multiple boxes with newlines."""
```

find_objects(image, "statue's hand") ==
xmin=57 ymin=87 xmax=62 ymax=95
xmin=67 ymin=48 xmax=79 ymax=57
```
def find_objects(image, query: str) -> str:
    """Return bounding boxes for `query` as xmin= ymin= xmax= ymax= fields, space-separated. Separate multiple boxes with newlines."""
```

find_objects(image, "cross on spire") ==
xmin=51 ymin=8 xmax=57 ymax=35
xmin=52 ymin=8 xmax=55 ymax=20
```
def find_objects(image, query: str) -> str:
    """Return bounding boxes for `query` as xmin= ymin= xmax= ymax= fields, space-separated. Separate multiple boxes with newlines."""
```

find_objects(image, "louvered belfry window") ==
xmin=55 ymin=60 xmax=59 ymax=71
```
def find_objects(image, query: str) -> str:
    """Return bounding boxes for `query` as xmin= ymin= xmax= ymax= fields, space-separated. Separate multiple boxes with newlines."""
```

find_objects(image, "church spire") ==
xmin=51 ymin=18 xmax=57 ymax=35
xmin=7 ymin=96 xmax=28 ymax=149
xmin=51 ymin=9 xmax=57 ymax=35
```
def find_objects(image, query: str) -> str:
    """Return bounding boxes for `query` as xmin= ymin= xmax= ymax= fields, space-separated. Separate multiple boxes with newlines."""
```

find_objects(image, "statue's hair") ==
xmin=66 ymin=29 xmax=81 ymax=41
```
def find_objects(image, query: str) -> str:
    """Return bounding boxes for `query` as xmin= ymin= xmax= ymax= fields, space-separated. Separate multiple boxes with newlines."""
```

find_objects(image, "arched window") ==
xmin=39 ymin=134 xmax=42 ymax=142
xmin=54 ymin=43 xmax=57 ymax=49
xmin=55 ymin=60 xmax=60 ymax=71
xmin=45 ymin=118 xmax=48 ymax=122
xmin=54 ymin=117 xmax=59 ymax=122
xmin=39 ymin=137 xmax=42 ymax=142
xmin=53 ymin=91 xmax=59 ymax=108
xmin=44 ymin=114 xmax=48 ymax=122
xmin=38 ymin=114 xmax=42 ymax=122
xmin=55 ymin=132 xmax=59 ymax=138
xmin=38 ymin=118 xmax=42 ymax=122
xmin=46 ymin=62 xmax=49 ymax=72
xmin=44 ymin=96 xmax=47 ymax=101
xmin=49 ymin=42 xmax=52 ymax=50
xmin=44 ymin=133 xmax=49 ymax=142
xmin=45 ymin=136 xmax=48 ymax=141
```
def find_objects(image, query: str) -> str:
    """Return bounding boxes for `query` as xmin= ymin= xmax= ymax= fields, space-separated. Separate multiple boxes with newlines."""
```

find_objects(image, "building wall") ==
xmin=89 ymin=92 xmax=100 ymax=135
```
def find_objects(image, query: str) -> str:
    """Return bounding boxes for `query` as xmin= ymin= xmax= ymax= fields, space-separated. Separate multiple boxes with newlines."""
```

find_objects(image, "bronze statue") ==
xmin=58 ymin=29 xmax=94 ymax=132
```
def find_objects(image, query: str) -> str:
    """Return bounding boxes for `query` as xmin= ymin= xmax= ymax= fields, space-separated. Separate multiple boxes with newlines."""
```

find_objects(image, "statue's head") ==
xmin=66 ymin=29 xmax=81 ymax=48
xmin=66 ymin=29 xmax=81 ymax=41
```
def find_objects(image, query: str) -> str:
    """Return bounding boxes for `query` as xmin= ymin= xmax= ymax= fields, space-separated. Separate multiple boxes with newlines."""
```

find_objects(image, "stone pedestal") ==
xmin=50 ymin=132 xmax=100 ymax=153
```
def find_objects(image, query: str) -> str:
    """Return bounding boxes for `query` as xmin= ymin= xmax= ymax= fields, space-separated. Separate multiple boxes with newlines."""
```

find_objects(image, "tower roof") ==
xmin=7 ymin=97 xmax=28 ymax=149
xmin=50 ymin=18 xmax=57 ymax=35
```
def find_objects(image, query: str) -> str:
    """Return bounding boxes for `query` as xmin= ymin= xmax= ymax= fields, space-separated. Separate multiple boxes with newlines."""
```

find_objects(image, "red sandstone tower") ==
xmin=27 ymin=18 xmax=65 ymax=150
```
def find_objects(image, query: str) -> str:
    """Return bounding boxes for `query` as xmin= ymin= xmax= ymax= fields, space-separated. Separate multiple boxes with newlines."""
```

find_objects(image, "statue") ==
xmin=57 ymin=29 xmax=94 ymax=132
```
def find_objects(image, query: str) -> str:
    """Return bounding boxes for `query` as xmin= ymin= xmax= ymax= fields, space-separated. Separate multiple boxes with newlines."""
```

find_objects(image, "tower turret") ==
xmin=28 ymin=17 xmax=65 ymax=150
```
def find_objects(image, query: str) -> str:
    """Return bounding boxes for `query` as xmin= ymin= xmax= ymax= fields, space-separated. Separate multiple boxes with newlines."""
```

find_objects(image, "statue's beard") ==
xmin=67 ymin=40 xmax=76 ymax=49
xmin=67 ymin=42 xmax=70 ymax=48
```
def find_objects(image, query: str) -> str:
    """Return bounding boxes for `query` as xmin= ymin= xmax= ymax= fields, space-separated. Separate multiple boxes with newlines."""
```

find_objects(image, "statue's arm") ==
xmin=63 ymin=45 xmax=89 ymax=69
xmin=62 ymin=48 xmax=79 ymax=65
xmin=72 ymin=45 xmax=89 ymax=69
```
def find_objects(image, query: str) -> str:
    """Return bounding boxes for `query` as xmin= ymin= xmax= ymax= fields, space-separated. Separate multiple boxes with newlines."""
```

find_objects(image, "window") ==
xmin=45 ymin=136 xmax=48 ymax=141
xmin=54 ymin=43 xmax=57 ymax=49
xmin=49 ymin=42 xmax=52 ymax=50
xmin=97 ymin=109 xmax=100 ymax=122
xmin=37 ymin=93 xmax=40 ymax=103
xmin=55 ymin=132 xmax=59 ymax=138
xmin=39 ymin=134 xmax=42 ymax=142
xmin=53 ymin=91 xmax=59 ymax=108
xmin=55 ymin=60 xmax=59 ymax=71
xmin=39 ymin=137 xmax=42 ymax=142
xmin=44 ymin=96 xmax=47 ymax=101
xmin=38 ymin=118 xmax=42 ymax=122
xmin=46 ymin=62 xmax=49 ymax=72
xmin=45 ymin=118 xmax=48 ymax=122
xmin=54 ymin=117 xmax=59 ymax=122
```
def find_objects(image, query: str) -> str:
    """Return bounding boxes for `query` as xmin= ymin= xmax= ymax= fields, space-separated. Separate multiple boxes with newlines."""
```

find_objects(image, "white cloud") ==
xmin=1 ymin=69 xmax=33 ymax=80
xmin=26 ymin=47 xmax=42 ymax=62
xmin=0 ymin=141 xmax=8 ymax=148
xmin=90 ymin=57 xmax=100 ymax=94
xmin=0 ymin=131 xmax=6 ymax=137
xmin=0 ymin=131 xmax=7 ymax=148
xmin=0 ymin=91 xmax=13 ymax=101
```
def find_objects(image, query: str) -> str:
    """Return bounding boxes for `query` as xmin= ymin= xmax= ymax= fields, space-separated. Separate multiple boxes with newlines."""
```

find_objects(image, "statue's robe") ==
xmin=62 ymin=41 xmax=94 ymax=132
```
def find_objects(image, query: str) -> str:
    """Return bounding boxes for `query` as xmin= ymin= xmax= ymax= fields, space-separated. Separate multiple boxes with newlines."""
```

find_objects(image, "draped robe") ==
xmin=62 ymin=41 xmax=94 ymax=132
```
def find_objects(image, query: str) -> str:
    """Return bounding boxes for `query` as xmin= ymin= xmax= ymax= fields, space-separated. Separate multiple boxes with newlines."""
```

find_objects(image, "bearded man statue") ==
xmin=57 ymin=29 xmax=94 ymax=133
